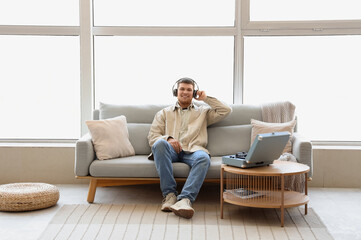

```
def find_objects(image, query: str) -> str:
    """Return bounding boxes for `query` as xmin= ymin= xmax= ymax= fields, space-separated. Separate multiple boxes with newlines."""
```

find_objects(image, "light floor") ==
xmin=0 ymin=184 xmax=360 ymax=240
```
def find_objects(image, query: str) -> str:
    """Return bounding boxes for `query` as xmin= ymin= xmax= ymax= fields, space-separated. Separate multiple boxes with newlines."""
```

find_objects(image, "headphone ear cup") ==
xmin=173 ymin=89 xmax=178 ymax=97
xmin=193 ymin=90 xmax=198 ymax=98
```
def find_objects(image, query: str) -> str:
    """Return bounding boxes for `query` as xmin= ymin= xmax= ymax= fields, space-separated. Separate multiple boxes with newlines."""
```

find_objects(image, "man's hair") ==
xmin=177 ymin=77 xmax=195 ymax=89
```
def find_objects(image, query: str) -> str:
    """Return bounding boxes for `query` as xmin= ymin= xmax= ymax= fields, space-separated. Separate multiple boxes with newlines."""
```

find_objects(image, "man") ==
xmin=147 ymin=77 xmax=232 ymax=219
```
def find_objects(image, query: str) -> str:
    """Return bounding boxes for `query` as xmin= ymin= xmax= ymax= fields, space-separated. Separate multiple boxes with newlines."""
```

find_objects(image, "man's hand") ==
xmin=195 ymin=90 xmax=207 ymax=101
xmin=167 ymin=138 xmax=182 ymax=153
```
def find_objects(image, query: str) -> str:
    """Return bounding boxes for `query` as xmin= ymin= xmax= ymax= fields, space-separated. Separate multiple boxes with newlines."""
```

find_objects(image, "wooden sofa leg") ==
xmin=87 ymin=179 xmax=98 ymax=203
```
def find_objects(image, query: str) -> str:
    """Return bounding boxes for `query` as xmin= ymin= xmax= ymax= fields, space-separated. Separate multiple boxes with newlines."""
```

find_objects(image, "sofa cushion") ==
xmin=207 ymin=125 xmax=252 ymax=156
xmin=86 ymin=116 xmax=135 ymax=160
xmin=251 ymin=119 xmax=296 ymax=153
xmin=89 ymin=155 xmax=222 ymax=178
xmin=89 ymin=156 xmax=160 ymax=177
xmin=89 ymin=156 xmax=190 ymax=178
xmin=210 ymin=104 xmax=262 ymax=127
xmin=99 ymin=102 xmax=166 ymax=123
xmin=127 ymin=123 xmax=152 ymax=155
xmin=205 ymin=157 xmax=222 ymax=178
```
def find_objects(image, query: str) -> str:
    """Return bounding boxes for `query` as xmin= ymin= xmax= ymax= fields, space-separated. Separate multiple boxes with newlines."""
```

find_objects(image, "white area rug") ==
xmin=39 ymin=204 xmax=333 ymax=240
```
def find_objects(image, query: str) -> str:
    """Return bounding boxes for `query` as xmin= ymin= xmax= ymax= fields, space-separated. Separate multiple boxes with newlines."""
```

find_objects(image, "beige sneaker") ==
xmin=161 ymin=193 xmax=177 ymax=212
xmin=170 ymin=198 xmax=195 ymax=219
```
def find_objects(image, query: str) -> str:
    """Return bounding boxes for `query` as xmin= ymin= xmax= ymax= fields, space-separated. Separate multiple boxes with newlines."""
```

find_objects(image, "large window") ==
xmin=0 ymin=0 xmax=79 ymax=26
xmin=243 ymin=35 xmax=361 ymax=141
xmin=250 ymin=0 xmax=361 ymax=21
xmin=0 ymin=1 xmax=79 ymax=140
xmin=0 ymin=36 xmax=80 ymax=139
xmin=94 ymin=0 xmax=235 ymax=26
xmin=94 ymin=36 xmax=234 ymax=106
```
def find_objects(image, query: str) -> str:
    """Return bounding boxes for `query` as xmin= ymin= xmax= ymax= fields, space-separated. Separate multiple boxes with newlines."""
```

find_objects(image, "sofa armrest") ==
xmin=292 ymin=132 xmax=313 ymax=178
xmin=75 ymin=133 xmax=95 ymax=176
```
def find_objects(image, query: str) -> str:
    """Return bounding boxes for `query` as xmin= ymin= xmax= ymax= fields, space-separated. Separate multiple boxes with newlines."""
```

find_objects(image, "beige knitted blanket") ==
xmin=261 ymin=101 xmax=305 ymax=192
xmin=261 ymin=101 xmax=296 ymax=123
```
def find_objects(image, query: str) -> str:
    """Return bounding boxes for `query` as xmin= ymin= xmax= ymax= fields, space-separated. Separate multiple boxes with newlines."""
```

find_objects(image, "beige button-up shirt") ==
xmin=147 ymin=96 xmax=232 ymax=159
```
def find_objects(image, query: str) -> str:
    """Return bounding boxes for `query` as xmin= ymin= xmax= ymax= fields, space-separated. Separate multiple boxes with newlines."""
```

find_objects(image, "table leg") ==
xmin=220 ymin=166 xmax=224 ymax=219
xmin=281 ymin=175 xmax=285 ymax=227
xmin=305 ymin=172 xmax=308 ymax=215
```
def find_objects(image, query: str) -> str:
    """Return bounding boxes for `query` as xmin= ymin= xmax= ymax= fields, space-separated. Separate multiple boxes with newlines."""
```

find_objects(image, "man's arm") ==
xmin=196 ymin=91 xmax=232 ymax=126
xmin=147 ymin=110 xmax=183 ymax=153
xmin=147 ymin=110 xmax=170 ymax=147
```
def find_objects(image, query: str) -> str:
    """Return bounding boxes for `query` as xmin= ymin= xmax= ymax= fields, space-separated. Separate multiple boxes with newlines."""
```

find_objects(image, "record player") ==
xmin=222 ymin=131 xmax=290 ymax=168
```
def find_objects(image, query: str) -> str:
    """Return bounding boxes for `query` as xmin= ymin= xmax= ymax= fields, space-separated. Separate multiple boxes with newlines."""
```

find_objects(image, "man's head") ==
xmin=172 ymin=78 xmax=198 ymax=108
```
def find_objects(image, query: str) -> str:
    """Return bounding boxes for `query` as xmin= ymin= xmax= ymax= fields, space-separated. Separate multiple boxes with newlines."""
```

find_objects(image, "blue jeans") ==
xmin=152 ymin=139 xmax=211 ymax=203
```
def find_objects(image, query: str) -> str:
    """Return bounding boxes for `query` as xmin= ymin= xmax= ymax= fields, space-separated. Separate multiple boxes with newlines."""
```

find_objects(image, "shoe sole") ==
xmin=170 ymin=207 xmax=194 ymax=219
xmin=161 ymin=206 xmax=172 ymax=212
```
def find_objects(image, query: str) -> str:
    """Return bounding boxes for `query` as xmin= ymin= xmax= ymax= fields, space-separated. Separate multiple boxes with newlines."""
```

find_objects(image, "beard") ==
xmin=178 ymin=95 xmax=192 ymax=107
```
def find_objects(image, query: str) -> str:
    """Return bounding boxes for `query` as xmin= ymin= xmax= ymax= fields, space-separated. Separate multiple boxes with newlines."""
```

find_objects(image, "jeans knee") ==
xmin=197 ymin=154 xmax=211 ymax=168
xmin=152 ymin=139 xmax=169 ymax=153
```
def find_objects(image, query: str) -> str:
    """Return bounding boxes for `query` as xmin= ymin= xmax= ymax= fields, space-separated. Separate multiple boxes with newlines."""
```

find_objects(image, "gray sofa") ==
xmin=75 ymin=102 xmax=312 ymax=203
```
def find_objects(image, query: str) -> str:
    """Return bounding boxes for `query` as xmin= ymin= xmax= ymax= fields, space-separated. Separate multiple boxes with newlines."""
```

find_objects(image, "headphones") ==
xmin=172 ymin=77 xmax=199 ymax=98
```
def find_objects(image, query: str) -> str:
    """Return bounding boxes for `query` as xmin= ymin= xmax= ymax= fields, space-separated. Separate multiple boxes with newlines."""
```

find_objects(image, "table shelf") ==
xmin=223 ymin=190 xmax=309 ymax=208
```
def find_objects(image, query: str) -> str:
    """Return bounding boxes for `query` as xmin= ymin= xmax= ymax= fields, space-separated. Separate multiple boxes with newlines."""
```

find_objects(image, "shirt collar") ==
xmin=172 ymin=101 xmax=194 ymax=111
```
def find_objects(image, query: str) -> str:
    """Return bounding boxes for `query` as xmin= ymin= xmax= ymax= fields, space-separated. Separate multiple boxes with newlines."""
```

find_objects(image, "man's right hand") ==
xmin=167 ymin=138 xmax=182 ymax=153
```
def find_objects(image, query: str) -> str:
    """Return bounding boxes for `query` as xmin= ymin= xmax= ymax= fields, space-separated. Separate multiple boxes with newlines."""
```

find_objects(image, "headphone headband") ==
xmin=172 ymin=77 xmax=199 ymax=98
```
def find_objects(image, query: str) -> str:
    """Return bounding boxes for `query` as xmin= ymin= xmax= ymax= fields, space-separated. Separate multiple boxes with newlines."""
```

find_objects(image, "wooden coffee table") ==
xmin=220 ymin=160 xmax=310 ymax=227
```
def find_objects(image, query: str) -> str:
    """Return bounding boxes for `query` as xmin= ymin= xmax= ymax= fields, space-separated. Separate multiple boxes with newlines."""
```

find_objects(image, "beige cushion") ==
xmin=86 ymin=116 xmax=135 ymax=160
xmin=250 ymin=119 xmax=296 ymax=153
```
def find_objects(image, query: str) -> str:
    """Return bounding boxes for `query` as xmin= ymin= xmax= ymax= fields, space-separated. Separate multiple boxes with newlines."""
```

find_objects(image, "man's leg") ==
xmin=177 ymin=150 xmax=211 ymax=202
xmin=152 ymin=139 xmax=179 ymax=197
xmin=170 ymin=150 xmax=210 ymax=219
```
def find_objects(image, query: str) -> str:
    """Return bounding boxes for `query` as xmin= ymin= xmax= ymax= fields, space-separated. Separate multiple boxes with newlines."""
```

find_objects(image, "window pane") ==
xmin=95 ymin=36 xmax=234 ymax=106
xmin=0 ymin=36 xmax=80 ymax=139
xmin=94 ymin=0 xmax=235 ymax=26
xmin=0 ymin=0 xmax=79 ymax=25
xmin=244 ymin=36 xmax=361 ymax=141
xmin=251 ymin=0 xmax=361 ymax=21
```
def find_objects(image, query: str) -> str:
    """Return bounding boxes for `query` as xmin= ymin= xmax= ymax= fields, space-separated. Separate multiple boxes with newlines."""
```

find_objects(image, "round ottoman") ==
xmin=0 ymin=183 xmax=59 ymax=212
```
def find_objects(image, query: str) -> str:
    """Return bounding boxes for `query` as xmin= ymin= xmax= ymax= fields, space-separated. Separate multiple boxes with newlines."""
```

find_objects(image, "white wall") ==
xmin=309 ymin=147 xmax=361 ymax=188
xmin=0 ymin=146 xmax=88 ymax=184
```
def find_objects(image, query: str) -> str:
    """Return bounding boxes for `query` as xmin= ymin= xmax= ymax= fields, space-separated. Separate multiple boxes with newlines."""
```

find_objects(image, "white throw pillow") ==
xmin=86 ymin=116 xmax=135 ymax=160
xmin=250 ymin=119 xmax=296 ymax=154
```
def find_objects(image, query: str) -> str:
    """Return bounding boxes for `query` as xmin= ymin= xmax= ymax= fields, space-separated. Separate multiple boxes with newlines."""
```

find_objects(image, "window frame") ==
xmin=1 ymin=0 xmax=361 ymax=145
xmin=242 ymin=0 xmax=361 ymax=34
xmin=0 ymin=5 xmax=80 ymax=141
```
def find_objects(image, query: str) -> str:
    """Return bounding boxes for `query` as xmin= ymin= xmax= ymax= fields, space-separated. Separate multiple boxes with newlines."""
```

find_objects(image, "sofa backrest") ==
xmin=94 ymin=102 xmax=264 ymax=157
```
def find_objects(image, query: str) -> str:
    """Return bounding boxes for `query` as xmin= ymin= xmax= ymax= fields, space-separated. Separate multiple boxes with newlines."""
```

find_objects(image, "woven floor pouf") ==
xmin=0 ymin=183 xmax=59 ymax=212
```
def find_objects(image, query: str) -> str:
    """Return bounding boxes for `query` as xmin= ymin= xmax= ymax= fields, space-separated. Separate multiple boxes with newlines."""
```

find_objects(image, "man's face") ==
xmin=177 ymin=83 xmax=194 ymax=106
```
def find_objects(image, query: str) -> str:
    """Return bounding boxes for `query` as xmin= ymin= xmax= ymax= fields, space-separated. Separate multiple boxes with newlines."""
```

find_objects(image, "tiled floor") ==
xmin=0 ymin=184 xmax=360 ymax=240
